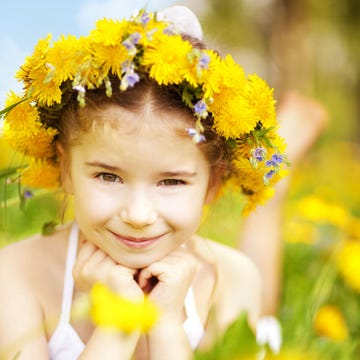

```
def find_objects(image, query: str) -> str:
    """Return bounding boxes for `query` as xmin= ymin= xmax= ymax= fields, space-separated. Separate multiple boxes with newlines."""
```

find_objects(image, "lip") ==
xmin=110 ymin=231 xmax=165 ymax=249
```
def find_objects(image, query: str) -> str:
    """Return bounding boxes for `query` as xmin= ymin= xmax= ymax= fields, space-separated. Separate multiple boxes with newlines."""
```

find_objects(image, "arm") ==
xmin=138 ymin=246 xmax=198 ymax=360
xmin=0 ymin=249 xmax=49 ymax=360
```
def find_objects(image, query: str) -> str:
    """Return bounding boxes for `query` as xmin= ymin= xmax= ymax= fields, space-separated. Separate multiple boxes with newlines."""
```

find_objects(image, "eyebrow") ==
xmin=159 ymin=171 xmax=198 ymax=178
xmin=85 ymin=161 xmax=121 ymax=172
xmin=85 ymin=161 xmax=197 ymax=177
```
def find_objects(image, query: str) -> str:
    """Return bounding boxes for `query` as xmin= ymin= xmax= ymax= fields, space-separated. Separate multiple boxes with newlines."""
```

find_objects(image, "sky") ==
xmin=0 ymin=0 xmax=186 ymax=107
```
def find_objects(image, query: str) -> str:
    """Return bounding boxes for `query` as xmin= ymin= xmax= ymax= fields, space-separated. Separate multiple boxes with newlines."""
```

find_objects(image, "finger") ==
xmin=137 ymin=266 xmax=155 ymax=289
xmin=74 ymin=241 xmax=97 ymax=268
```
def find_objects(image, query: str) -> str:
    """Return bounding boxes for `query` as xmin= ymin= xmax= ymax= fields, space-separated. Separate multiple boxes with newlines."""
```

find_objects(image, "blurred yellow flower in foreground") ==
xmin=90 ymin=283 xmax=160 ymax=333
xmin=314 ymin=305 xmax=348 ymax=342
xmin=337 ymin=240 xmax=360 ymax=292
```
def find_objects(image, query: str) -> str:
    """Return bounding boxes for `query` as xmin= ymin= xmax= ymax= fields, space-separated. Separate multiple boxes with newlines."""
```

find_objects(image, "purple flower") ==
xmin=23 ymin=190 xmax=33 ymax=199
xmin=122 ymin=39 xmax=136 ymax=55
xmin=194 ymin=100 xmax=208 ymax=118
xmin=252 ymin=147 xmax=266 ymax=162
xmin=139 ymin=12 xmax=151 ymax=25
xmin=121 ymin=60 xmax=133 ymax=73
xmin=272 ymin=154 xmax=283 ymax=164
xmin=120 ymin=71 xmax=140 ymax=91
xmin=198 ymin=53 xmax=210 ymax=70
xmin=130 ymin=32 xmax=141 ymax=44
xmin=266 ymin=160 xmax=277 ymax=167
xmin=265 ymin=170 xmax=275 ymax=180
xmin=125 ymin=72 xmax=140 ymax=87
xmin=186 ymin=128 xmax=206 ymax=143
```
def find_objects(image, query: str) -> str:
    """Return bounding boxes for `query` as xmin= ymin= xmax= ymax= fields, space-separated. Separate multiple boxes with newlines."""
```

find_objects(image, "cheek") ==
xmin=160 ymin=191 xmax=206 ymax=230
xmin=73 ymin=185 xmax=118 ymax=223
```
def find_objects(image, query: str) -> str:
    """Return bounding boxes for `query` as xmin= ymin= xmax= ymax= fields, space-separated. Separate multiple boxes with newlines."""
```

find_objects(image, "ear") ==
xmin=56 ymin=142 xmax=74 ymax=194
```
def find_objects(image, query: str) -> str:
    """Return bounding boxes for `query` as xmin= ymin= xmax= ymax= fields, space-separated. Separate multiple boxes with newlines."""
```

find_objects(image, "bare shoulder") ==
xmin=0 ymin=225 xmax=70 ymax=358
xmin=0 ymin=224 xmax=69 ymax=281
xmin=206 ymin=239 xmax=261 ymax=332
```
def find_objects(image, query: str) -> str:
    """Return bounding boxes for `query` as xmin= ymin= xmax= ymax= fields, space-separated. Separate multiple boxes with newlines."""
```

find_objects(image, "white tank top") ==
xmin=48 ymin=223 xmax=205 ymax=359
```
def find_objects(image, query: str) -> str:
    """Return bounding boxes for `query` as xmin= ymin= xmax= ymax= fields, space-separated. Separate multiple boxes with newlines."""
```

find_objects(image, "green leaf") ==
xmin=181 ymin=85 xmax=195 ymax=108
xmin=42 ymin=220 xmax=58 ymax=235
xmin=194 ymin=312 xmax=259 ymax=360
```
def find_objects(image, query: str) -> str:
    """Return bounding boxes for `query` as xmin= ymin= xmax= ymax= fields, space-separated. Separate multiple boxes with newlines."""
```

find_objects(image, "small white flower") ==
xmin=256 ymin=316 xmax=282 ymax=354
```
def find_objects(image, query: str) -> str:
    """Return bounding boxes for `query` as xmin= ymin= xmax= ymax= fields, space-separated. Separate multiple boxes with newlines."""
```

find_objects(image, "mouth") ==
xmin=110 ymin=231 xmax=166 ymax=249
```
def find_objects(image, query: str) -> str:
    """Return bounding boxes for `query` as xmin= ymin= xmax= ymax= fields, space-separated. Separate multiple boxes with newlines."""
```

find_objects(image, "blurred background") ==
xmin=1 ymin=0 xmax=359 ymax=358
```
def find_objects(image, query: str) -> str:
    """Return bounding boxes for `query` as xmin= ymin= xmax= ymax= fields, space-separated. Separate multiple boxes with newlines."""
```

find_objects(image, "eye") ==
xmin=158 ymin=179 xmax=185 ymax=186
xmin=97 ymin=173 xmax=122 ymax=183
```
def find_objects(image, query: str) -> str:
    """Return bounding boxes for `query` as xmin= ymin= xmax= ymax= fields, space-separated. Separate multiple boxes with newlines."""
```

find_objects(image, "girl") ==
xmin=0 ymin=7 xmax=287 ymax=360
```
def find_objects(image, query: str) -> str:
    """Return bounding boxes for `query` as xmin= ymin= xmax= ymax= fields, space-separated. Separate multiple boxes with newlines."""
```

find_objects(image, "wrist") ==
xmin=148 ymin=319 xmax=193 ymax=360
xmin=79 ymin=328 xmax=141 ymax=359
xmin=149 ymin=315 xmax=185 ymax=341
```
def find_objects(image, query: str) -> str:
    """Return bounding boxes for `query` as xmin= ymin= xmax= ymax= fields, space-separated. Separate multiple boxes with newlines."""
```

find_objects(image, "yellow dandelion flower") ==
xmin=227 ymin=153 xmax=278 ymax=214
xmin=216 ymin=54 xmax=247 ymax=91
xmin=90 ymin=283 xmax=160 ymax=333
xmin=4 ymin=94 xmax=39 ymax=127
xmin=244 ymin=74 xmax=277 ymax=128
xmin=29 ymin=66 xmax=63 ymax=106
xmin=3 ymin=98 xmax=58 ymax=157
xmin=16 ymin=34 xmax=52 ymax=89
xmin=337 ymin=241 xmax=360 ymax=292
xmin=127 ymin=17 xmax=166 ymax=48
xmin=206 ymin=54 xmax=246 ymax=102
xmin=211 ymin=92 xmax=258 ymax=138
xmin=268 ymin=131 xmax=287 ymax=154
xmin=200 ymin=50 xmax=223 ymax=98
xmin=207 ymin=57 xmax=255 ymax=138
xmin=27 ymin=126 xmax=57 ymax=158
xmin=314 ymin=305 xmax=349 ymax=342
xmin=20 ymin=158 xmax=60 ymax=189
xmin=46 ymin=35 xmax=84 ymax=83
xmin=90 ymin=43 xmax=129 ymax=79
xmin=142 ymin=34 xmax=192 ymax=85
xmin=91 ymin=18 xmax=128 ymax=46
xmin=4 ymin=123 xmax=57 ymax=158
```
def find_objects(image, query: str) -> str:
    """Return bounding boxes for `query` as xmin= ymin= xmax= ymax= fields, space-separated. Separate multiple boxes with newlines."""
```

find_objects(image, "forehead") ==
xmin=74 ymin=103 xmax=206 ymax=163
xmin=79 ymin=102 xmax=194 ymax=139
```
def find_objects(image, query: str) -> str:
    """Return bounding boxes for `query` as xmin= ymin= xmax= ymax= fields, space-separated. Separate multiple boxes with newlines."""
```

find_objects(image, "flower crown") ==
xmin=0 ymin=9 xmax=288 ymax=214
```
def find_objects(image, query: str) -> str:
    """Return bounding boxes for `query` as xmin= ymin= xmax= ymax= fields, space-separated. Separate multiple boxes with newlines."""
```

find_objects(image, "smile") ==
xmin=110 ymin=231 xmax=165 ymax=249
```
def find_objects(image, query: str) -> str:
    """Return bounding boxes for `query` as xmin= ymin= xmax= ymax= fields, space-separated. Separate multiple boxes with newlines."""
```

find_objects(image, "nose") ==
xmin=120 ymin=188 xmax=157 ymax=229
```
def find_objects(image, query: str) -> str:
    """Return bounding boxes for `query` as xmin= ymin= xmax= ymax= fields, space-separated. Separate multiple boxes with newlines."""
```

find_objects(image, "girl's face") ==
xmin=63 ymin=104 xmax=212 ymax=269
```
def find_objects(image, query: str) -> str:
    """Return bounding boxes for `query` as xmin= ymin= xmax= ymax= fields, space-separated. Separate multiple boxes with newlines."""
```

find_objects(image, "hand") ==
xmin=73 ymin=241 xmax=143 ymax=301
xmin=137 ymin=246 xmax=198 ymax=322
